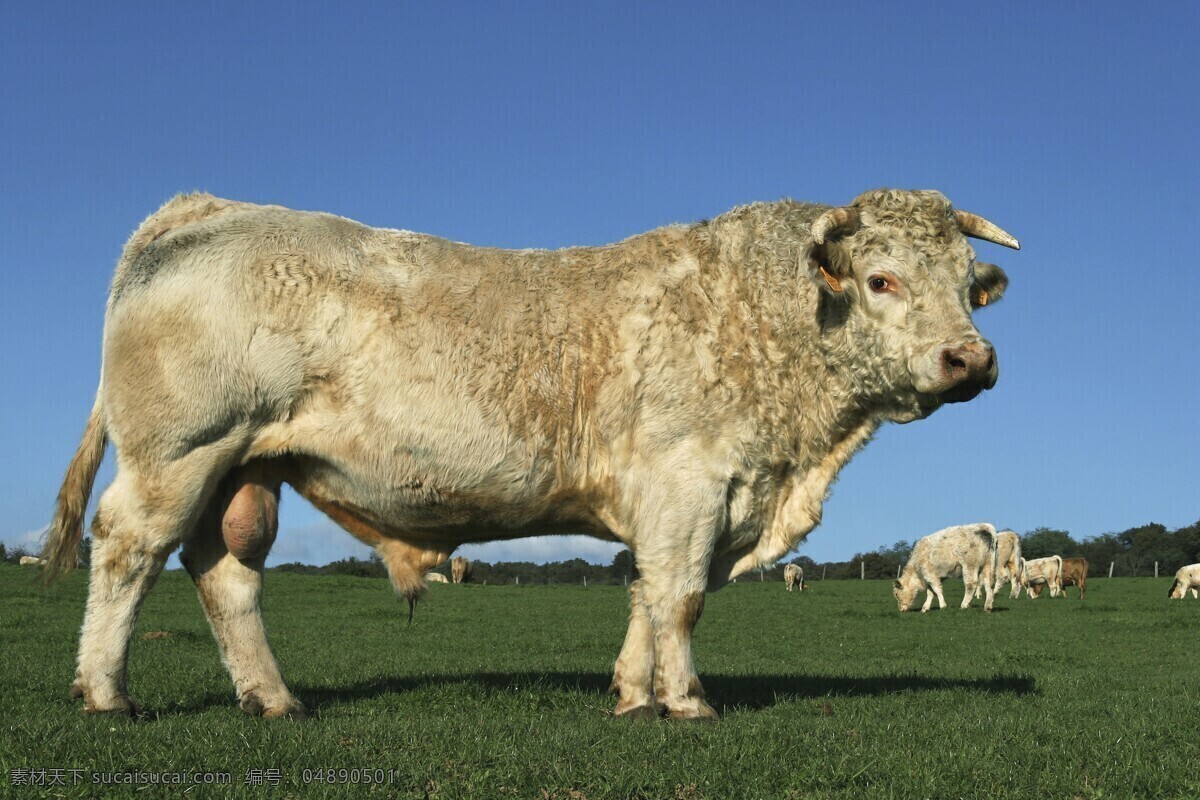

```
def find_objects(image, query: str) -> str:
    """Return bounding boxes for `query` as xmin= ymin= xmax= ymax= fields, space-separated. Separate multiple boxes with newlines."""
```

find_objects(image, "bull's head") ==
xmin=1168 ymin=579 xmax=1183 ymax=599
xmin=807 ymin=189 xmax=1019 ymax=422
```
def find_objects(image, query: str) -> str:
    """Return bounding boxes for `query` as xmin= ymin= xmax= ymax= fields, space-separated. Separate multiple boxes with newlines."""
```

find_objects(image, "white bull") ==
xmin=44 ymin=189 xmax=1017 ymax=720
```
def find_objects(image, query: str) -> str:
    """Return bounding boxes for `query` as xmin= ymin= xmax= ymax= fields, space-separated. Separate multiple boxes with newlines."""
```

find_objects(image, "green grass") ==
xmin=1 ymin=565 xmax=1197 ymax=799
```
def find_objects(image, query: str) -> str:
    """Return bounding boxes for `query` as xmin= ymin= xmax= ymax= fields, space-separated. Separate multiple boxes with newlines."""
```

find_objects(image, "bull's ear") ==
xmin=971 ymin=261 xmax=1008 ymax=308
xmin=808 ymin=240 xmax=854 ymax=295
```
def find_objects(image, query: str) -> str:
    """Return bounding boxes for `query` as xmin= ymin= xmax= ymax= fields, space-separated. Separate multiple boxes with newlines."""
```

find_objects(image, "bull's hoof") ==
xmin=265 ymin=701 xmax=309 ymax=721
xmin=82 ymin=693 xmax=139 ymax=717
xmin=613 ymin=703 xmax=659 ymax=720
xmin=667 ymin=699 xmax=719 ymax=721
xmin=240 ymin=692 xmax=308 ymax=720
xmin=72 ymin=678 xmax=139 ymax=716
xmin=612 ymin=696 xmax=660 ymax=719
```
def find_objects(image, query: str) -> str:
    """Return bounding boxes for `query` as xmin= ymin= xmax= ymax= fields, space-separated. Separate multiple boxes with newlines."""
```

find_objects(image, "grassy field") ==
xmin=1 ymin=564 xmax=1196 ymax=799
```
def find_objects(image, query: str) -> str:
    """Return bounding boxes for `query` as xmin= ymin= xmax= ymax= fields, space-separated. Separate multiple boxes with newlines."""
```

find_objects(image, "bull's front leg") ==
xmin=610 ymin=463 xmax=724 ymax=720
xmin=646 ymin=585 xmax=713 ymax=720
xmin=613 ymin=567 xmax=715 ymax=720
xmin=609 ymin=579 xmax=658 ymax=718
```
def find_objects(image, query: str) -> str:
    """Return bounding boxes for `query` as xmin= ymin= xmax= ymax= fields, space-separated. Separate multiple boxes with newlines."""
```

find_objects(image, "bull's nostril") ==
xmin=942 ymin=350 xmax=967 ymax=377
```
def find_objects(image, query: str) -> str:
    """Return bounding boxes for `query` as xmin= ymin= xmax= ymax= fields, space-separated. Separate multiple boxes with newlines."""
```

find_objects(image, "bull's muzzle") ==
xmin=937 ymin=342 xmax=997 ymax=403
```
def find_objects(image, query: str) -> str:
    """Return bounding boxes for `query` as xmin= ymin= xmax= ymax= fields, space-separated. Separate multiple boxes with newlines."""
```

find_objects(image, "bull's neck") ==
xmin=697 ymin=203 xmax=891 ymax=583
xmin=693 ymin=202 xmax=883 ymax=469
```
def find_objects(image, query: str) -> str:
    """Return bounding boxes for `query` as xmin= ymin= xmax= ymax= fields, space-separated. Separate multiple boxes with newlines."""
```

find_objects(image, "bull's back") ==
xmin=100 ymin=195 xmax=720 ymax=540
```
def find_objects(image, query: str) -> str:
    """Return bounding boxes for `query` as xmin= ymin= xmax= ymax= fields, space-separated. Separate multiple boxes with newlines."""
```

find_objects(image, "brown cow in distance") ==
xmin=1059 ymin=557 xmax=1088 ymax=599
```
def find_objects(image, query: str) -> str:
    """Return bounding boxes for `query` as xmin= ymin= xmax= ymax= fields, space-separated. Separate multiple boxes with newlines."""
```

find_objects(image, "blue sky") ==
xmin=2 ymin=2 xmax=1197 ymax=568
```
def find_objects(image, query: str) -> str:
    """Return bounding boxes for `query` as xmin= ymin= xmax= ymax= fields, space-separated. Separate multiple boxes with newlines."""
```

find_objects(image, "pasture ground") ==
xmin=1 ymin=565 xmax=1196 ymax=799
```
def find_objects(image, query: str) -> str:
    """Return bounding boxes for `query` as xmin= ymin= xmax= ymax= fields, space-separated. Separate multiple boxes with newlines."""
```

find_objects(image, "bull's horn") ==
xmin=955 ymin=210 xmax=1020 ymax=250
xmin=810 ymin=207 xmax=861 ymax=244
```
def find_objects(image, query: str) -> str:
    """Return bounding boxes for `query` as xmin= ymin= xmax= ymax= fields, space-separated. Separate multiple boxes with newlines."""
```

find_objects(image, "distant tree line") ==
xmin=835 ymin=520 xmax=1200 ymax=580
xmin=6 ymin=520 xmax=1197 ymax=583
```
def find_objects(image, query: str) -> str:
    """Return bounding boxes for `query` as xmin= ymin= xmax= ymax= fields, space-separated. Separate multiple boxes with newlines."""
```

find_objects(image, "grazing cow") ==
xmin=450 ymin=556 xmax=471 ymax=585
xmin=1059 ymin=557 xmax=1088 ymax=599
xmin=784 ymin=563 xmax=804 ymax=592
xmin=425 ymin=572 xmax=450 ymax=584
xmin=893 ymin=523 xmax=998 ymax=612
xmin=43 ymin=188 xmax=1016 ymax=720
xmin=1018 ymin=556 xmax=1063 ymax=599
xmin=972 ymin=529 xmax=1021 ymax=601
xmin=993 ymin=530 xmax=1022 ymax=599
xmin=19 ymin=556 xmax=45 ymax=566
xmin=1168 ymin=563 xmax=1200 ymax=599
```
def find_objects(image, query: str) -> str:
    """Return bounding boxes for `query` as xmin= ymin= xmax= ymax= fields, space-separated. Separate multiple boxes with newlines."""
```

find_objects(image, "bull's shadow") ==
xmin=284 ymin=670 xmax=1036 ymax=716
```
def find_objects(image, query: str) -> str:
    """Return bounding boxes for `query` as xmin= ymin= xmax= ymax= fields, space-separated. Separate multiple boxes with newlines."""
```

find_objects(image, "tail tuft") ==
xmin=42 ymin=396 xmax=107 ymax=583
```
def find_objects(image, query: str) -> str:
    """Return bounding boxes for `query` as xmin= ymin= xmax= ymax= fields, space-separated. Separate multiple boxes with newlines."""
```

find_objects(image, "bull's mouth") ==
xmin=938 ymin=382 xmax=985 ymax=404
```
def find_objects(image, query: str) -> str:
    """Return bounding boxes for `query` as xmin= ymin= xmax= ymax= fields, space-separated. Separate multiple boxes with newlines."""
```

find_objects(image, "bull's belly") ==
xmin=278 ymin=452 xmax=616 ymax=547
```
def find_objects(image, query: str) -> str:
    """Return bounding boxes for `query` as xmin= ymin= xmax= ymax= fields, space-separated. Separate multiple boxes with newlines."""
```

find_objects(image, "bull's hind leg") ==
xmin=610 ymin=580 xmax=658 ymax=718
xmin=180 ymin=465 xmax=305 ymax=719
xmin=72 ymin=449 xmax=235 ymax=715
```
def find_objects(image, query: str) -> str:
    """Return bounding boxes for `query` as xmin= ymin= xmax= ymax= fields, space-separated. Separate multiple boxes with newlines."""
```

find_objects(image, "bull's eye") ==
xmin=868 ymin=276 xmax=891 ymax=293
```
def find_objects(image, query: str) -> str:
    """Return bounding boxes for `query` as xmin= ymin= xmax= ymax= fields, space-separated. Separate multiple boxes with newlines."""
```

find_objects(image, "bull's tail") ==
xmin=42 ymin=391 xmax=107 ymax=583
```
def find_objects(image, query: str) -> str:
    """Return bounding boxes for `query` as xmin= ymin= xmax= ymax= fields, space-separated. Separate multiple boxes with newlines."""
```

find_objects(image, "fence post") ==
xmin=516 ymin=575 xmax=519 ymax=585
xmin=1108 ymin=562 xmax=1114 ymax=579
xmin=861 ymin=561 xmax=865 ymax=580
xmin=822 ymin=565 xmax=827 ymax=580
xmin=759 ymin=568 xmax=764 ymax=582
xmin=1154 ymin=562 xmax=1158 ymax=578
xmin=897 ymin=564 xmax=902 ymax=579
xmin=584 ymin=575 xmax=587 ymax=587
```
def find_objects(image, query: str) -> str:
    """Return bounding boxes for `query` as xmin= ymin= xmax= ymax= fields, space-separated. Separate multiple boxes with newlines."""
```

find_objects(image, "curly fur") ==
xmin=46 ymin=188 xmax=1013 ymax=719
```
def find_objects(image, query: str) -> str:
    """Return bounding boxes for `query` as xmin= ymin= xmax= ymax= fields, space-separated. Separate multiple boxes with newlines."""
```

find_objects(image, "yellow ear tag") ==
xmin=818 ymin=264 xmax=843 ymax=293
xmin=977 ymin=288 xmax=989 ymax=306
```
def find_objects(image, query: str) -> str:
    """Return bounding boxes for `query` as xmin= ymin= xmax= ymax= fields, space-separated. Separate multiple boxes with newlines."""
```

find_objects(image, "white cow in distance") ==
xmin=783 ymin=563 xmax=805 ymax=592
xmin=1168 ymin=564 xmax=1200 ymax=599
xmin=894 ymin=523 xmax=998 ymax=612
xmin=974 ymin=529 xmax=1021 ymax=601
xmin=1017 ymin=556 xmax=1063 ymax=599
